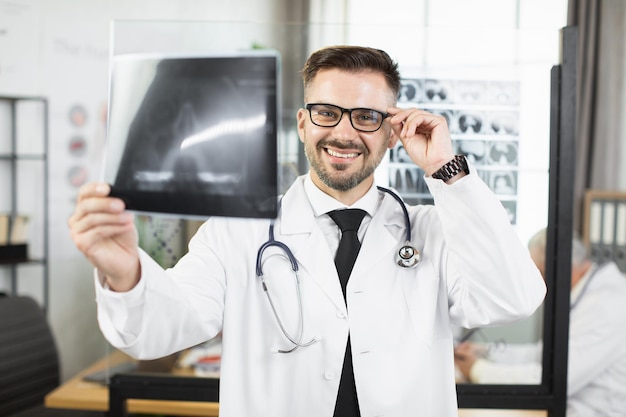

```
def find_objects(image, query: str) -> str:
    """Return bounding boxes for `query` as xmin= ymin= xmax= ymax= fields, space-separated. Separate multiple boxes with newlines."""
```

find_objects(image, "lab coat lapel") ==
xmin=278 ymin=178 xmax=348 ymax=311
xmin=352 ymin=192 xmax=405 ymax=279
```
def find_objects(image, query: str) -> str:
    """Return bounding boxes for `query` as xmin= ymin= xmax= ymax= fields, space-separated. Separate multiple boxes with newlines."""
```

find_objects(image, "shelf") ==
xmin=0 ymin=154 xmax=47 ymax=160
xmin=0 ymin=96 xmax=49 ymax=313
xmin=0 ymin=258 xmax=46 ymax=266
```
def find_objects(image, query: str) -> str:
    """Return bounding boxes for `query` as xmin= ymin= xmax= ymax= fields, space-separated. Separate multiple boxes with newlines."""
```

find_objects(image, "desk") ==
xmin=460 ymin=411 xmax=545 ymax=417
xmin=45 ymin=350 xmax=219 ymax=416
xmin=46 ymin=351 xmax=545 ymax=417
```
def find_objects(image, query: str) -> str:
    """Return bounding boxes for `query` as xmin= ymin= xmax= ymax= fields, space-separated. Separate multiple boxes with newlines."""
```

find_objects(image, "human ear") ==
xmin=296 ymin=108 xmax=307 ymax=143
xmin=387 ymin=128 xmax=400 ymax=149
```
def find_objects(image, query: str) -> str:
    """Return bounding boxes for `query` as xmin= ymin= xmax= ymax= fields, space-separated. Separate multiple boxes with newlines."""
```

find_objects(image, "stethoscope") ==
xmin=255 ymin=186 xmax=420 ymax=353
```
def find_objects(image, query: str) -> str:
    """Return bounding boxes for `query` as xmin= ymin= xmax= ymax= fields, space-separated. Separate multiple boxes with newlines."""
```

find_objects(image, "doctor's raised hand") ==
xmin=387 ymin=107 xmax=464 ymax=183
xmin=68 ymin=182 xmax=140 ymax=292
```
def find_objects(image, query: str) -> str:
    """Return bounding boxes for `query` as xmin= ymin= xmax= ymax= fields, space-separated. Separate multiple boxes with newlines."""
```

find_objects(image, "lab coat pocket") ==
xmin=402 ymin=258 xmax=445 ymax=349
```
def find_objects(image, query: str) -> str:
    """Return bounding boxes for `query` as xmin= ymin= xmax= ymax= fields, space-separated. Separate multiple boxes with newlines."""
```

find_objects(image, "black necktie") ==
xmin=328 ymin=209 xmax=367 ymax=299
xmin=328 ymin=208 xmax=366 ymax=417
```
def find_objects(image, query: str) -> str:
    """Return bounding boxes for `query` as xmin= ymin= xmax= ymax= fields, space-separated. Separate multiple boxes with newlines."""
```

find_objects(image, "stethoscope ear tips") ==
xmin=397 ymin=243 xmax=420 ymax=268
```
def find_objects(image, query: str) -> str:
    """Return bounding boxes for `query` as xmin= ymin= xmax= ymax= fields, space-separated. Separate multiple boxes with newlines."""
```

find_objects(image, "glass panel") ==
xmin=340 ymin=16 xmax=561 ymax=387
xmin=99 ymin=15 xmax=562 ymax=388
xmin=387 ymin=63 xmax=550 ymax=385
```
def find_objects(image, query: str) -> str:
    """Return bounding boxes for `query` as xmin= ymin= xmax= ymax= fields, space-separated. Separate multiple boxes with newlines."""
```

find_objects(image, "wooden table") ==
xmin=44 ymin=350 xmax=220 ymax=416
xmin=460 ymin=411 xmax=546 ymax=417
xmin=46 ymin=350 xmax=545 ymax=417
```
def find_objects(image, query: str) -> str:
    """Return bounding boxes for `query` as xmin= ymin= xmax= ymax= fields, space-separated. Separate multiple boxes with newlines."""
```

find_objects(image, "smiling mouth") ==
xmin=326 ymin=148 xmax=361 ymax=159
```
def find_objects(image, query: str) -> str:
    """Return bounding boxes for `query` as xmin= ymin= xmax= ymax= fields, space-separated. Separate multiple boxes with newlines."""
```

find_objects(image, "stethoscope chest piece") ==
xmin=397 ymin=242 xmax=420 ymax=268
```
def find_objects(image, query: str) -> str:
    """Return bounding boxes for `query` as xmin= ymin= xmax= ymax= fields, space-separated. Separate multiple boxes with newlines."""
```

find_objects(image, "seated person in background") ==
xmin=454 ymin=228 xmax=626 ymax=417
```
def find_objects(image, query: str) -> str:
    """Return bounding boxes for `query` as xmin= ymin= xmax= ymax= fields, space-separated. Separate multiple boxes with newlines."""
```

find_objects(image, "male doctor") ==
xmin=69 ymin=45 xmax=546 ymax=417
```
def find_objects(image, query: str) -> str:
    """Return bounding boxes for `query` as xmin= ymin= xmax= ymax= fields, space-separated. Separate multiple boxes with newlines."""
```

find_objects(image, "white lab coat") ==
xmin=95 ymin=172 xmax=546 ymax=417
xmin=469 ymin=262 xmax=626 ymax=417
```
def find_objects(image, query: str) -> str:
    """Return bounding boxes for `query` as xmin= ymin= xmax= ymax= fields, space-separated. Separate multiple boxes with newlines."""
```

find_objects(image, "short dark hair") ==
xmin=301 ymin=45 xmax=401 ymax=99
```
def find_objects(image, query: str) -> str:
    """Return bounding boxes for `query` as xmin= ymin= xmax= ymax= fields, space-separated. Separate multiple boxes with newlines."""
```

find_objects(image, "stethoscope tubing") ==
xmin=256 ymin=186 xmax=417 ymax=353
xmin=376 ymin=186 xmax=412 ymax=244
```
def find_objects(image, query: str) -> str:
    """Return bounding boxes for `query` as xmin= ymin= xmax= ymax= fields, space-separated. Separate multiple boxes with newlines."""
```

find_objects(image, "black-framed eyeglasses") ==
xmin=305 ymin=103 xmax=389 ymax=133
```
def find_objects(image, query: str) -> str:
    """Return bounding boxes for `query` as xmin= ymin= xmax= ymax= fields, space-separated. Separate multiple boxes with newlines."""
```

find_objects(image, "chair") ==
xmin=0 ymin=293 xmax=104 ymax=417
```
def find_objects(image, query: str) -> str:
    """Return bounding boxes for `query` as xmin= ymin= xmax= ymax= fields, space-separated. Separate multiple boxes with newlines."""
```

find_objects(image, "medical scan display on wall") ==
xmin=103 ymin=51 xmax=280 ymax=218
xmin=391 ymin=77 xmax=520 ymax=224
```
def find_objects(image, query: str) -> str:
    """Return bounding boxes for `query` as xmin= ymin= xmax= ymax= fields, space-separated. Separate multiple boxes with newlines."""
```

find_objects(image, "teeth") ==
xmin=327 ymin=148 xmax=359 ymax=158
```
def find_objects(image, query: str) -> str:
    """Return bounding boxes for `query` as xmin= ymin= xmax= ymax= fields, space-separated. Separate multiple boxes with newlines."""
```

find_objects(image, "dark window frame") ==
xmin=456 ymin=26 xmax=577 ymax=417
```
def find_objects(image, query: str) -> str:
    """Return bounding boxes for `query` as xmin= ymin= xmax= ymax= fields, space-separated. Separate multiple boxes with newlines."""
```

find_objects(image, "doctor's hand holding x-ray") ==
xmin=69 ymin=182 xmax=140 ymax=292
xmin=68 ymin=45 xmax=546 ymax=417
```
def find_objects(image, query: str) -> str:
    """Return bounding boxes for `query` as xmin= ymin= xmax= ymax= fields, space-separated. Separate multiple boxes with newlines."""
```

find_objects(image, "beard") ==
xmin=304 ymin=136 xmax=389 ymax=192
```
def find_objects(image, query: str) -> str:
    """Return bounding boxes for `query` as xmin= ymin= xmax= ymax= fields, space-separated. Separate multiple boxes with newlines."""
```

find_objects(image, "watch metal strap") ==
xmin=431 ymin=155 xmax=469 ymax=182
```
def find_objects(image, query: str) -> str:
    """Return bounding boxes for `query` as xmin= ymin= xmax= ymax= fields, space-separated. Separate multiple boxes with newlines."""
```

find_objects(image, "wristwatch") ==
xmin=431 ymin=155 xmax=469 ymax=182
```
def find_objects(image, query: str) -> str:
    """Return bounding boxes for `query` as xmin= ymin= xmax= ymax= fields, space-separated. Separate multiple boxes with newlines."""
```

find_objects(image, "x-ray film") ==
xmin=103 ymin=51 xmax=280 ymax=218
